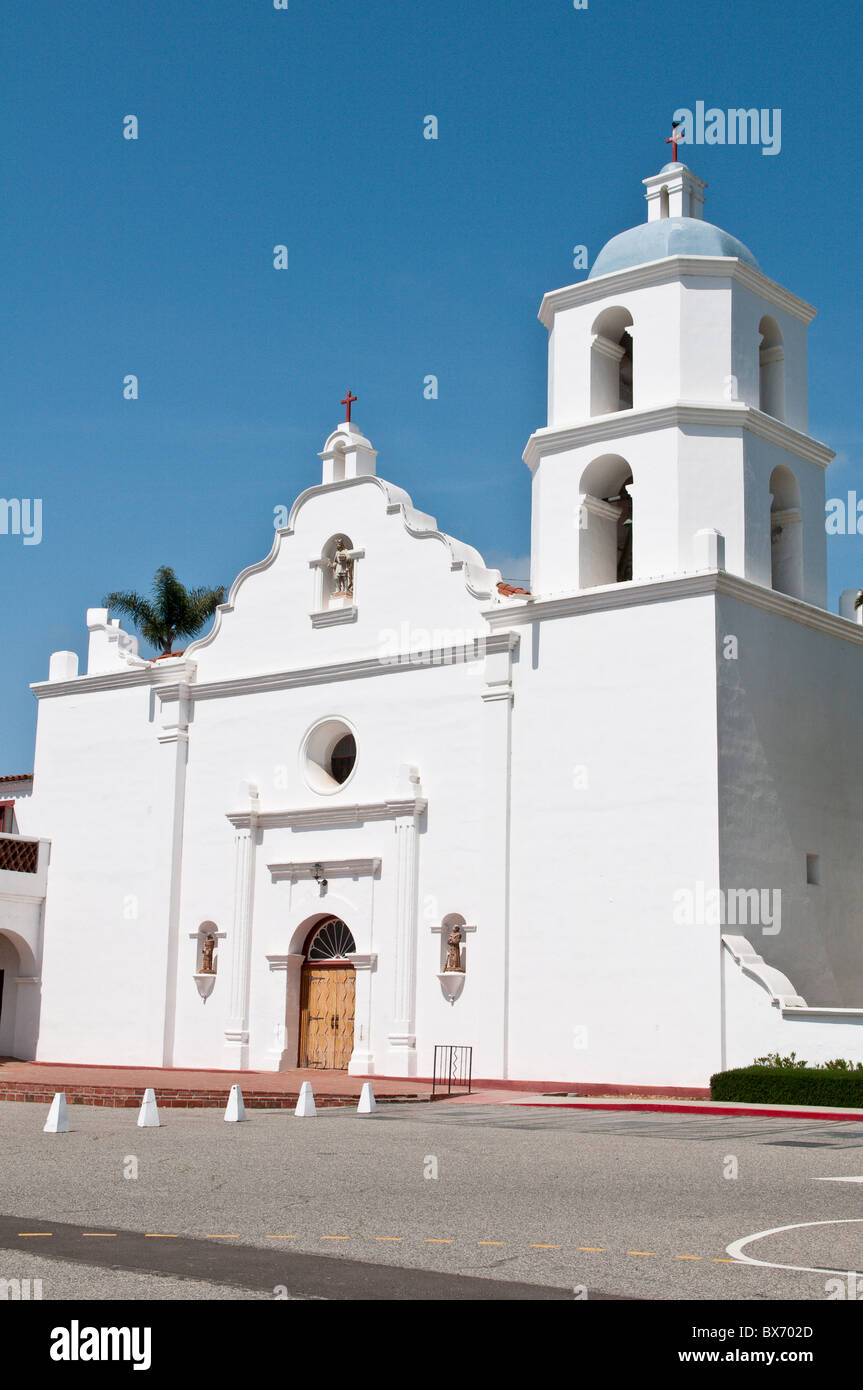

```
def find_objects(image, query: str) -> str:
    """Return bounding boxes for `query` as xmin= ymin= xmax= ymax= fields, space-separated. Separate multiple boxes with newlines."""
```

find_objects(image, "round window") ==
xmin=302 ymin=718 xmax=358 ymax=794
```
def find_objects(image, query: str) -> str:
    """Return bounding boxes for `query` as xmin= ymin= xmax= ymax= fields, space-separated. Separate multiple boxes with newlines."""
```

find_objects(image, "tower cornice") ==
xmin=522 ymin=403 xmax=834 ymax=473
xmin=482 ymin=570 xmax=863 ymax=651
xmin=538 ymin=257 xmax=817 ymax=329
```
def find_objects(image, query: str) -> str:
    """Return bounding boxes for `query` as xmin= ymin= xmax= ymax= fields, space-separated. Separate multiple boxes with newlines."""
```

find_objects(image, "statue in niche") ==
xmin=200 ymin=933 xmax=216 ymax=974
xmin=444 ymin=924 xmax=464 ymax=973
xmin=329 ymin=537 xmax=354 ymax=596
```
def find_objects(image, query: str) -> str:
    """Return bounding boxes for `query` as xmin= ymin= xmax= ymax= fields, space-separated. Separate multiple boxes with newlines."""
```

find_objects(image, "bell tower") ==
xmin=524 ymin=162 xmax=832 ymax=605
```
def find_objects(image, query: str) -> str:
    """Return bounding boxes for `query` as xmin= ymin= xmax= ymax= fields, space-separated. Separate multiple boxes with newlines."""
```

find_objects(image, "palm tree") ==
xmin=103 ymin=565 xmax=226 ymax=656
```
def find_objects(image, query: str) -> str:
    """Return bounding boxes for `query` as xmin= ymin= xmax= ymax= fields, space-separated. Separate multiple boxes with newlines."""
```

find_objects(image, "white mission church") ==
xmin=3 ymin=157 xmax=863 ymax=1089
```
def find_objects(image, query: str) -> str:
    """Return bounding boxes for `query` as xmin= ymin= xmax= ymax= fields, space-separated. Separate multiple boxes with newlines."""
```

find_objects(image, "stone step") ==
xmin=0 ymin=1082 xmax=428 ymax=1109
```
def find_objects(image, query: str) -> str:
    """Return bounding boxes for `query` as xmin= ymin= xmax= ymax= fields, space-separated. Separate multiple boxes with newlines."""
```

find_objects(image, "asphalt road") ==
xmin=1 ymin=1099 xmax=863 ymax=1300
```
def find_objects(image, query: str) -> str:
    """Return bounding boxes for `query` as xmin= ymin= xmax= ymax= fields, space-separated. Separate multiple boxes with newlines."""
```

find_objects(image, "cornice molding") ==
xmin=484 ymin=569 xmax=863 ymax=650
xmin=539 ymin=256 xmax=817 ymax=327
xmin=31 ymin=660 xmax=197 ymax=701
xmin=522 ymin=403 xmax=834 ymax=473
xmin=228 ymin=798 xmax=427 ymax=830
xmin=268 ymin=857 xmax=382 ymax=881
xmin=154 ymin=631 xmax=514 ymax=705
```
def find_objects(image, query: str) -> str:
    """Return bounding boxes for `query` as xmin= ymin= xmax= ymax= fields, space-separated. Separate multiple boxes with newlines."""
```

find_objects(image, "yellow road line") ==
xmin=11 ymin=1221 xmax=732 ymax=1267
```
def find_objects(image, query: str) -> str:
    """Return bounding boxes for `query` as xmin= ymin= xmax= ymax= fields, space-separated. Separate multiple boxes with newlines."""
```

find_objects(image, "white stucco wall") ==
xmin=717 ymin=592 xmax=863 ymax=1012
xmin=504 ymin=589 xmax=723 ymax=1087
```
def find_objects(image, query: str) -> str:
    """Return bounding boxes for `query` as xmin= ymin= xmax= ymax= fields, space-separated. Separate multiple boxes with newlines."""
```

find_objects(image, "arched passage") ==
xmin=579 ymin=454 xmax=634 ymax=588
xmin=769 ymin=464 xmax=803 ymax=599
xmin=0 ymin=930 xmax=39 ymax=1060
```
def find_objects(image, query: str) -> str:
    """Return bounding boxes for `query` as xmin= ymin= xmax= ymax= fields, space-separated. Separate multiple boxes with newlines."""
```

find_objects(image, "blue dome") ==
xmin=589 ymin=217 xmax=760 ymax=279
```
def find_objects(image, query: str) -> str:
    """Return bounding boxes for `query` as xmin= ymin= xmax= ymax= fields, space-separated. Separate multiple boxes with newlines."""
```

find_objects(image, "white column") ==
xmin=224 ymin=783 xmax=260 ymax=1068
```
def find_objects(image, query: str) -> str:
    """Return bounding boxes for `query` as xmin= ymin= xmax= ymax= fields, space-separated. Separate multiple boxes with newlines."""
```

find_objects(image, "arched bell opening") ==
xmin=591 ymin=306 xmax=634 ymax=416
xmin=578 ymin=454 xmax=634 ymax=588
xmin=759 ymin=315 xmax=786 ymax=422
xmin=769 ymin=464 xmax=803 ymax=599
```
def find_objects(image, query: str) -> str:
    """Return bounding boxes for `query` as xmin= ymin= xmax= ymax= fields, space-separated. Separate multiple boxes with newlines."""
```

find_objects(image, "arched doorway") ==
xmin=298 ymin=918 xmax=356 ymax=1070
xmin=0 ymin=931 xmax=38 ymax=1060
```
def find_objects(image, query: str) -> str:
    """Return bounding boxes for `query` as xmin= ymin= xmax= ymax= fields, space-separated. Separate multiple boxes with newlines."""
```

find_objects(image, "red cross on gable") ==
xmin=341 ymin=390 xmax=357 ymax=423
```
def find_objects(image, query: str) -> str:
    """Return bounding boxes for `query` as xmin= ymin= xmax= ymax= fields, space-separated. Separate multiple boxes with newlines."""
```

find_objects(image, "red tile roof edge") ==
xmin=497 ymin=581 xmax=530 ymax=597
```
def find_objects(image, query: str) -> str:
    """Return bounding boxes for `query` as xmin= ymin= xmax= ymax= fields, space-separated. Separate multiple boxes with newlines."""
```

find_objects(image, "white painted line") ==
xmin=814 ymin=1176 xmax=863 ymax=1183
xmin=726 ymin=1218 xmax=863 ymax=1277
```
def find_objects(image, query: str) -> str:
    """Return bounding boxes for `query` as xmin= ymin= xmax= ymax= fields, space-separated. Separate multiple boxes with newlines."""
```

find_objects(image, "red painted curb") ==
xmin=516 ymin=1100 xmax=863 ymax=1122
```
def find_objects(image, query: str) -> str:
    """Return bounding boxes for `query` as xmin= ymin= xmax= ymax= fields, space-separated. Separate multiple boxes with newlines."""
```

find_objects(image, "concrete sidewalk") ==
xmin=508 ymin=1094 xmax=863 ymax=1122
xmin=5 ymin=1059 xmax=861 ymax=1121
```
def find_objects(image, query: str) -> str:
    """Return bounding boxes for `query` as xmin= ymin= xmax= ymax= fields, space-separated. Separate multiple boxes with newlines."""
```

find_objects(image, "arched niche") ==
xmin=439 ymin=912 xmax=467 ymax=972
xmin=195 ymin=921 xmax=219 ymax=974
xmin=591 ymin=306 xmax=634 ymax=416
xmin=769 ymin=464 xmax=803 ymax=599
xmin=759 ymin=315 xmax=786 ymax=421
xmin=320 ymin=533 xmax=356 ymax=610
xmin=578 ymin=454 xmax=634 ymax=588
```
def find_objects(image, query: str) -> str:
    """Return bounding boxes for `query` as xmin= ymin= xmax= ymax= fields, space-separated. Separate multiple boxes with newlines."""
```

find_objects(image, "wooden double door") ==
xmin=298 ymin=964 xmax=355 ymax=1070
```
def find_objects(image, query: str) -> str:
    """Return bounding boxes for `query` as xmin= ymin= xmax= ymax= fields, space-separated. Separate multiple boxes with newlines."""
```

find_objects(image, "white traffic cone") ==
xmin=294 ymin=1081 xmax=316 ymax=1117
xmin=224 ymin=1084 xmax=247 ymax=1123
xmin=43 ymin=1092 xmax=70 ymax=1133
xmin=357 ymin=1082 xmax=377 ymax=1115
xmin=137 ymin=1088 xmax=161 ymax=1128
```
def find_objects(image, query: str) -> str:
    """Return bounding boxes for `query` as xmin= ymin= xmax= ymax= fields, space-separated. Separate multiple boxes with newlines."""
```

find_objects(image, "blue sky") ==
xmin=1 ymin=0 xmax=861 ymax=771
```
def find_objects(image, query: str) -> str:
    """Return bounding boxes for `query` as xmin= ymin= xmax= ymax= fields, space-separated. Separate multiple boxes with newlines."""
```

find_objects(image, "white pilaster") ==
xmin=224 ymin=781 xmax=260 ymax=1068
xmin=386 ymin=766 xmax=423 ymax=1074
xmin=156 ymin=679 xmax=192 ymax=1068
xmin=347 ymin=953 xmax=378 ymax=1074
xmin=480 ymin=634 xmax=517 ymax=1076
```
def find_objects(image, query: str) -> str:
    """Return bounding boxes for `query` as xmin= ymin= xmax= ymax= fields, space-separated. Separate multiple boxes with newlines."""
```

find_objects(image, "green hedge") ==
xmin=710 ymin=1067 xmax=863 ymax=1108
